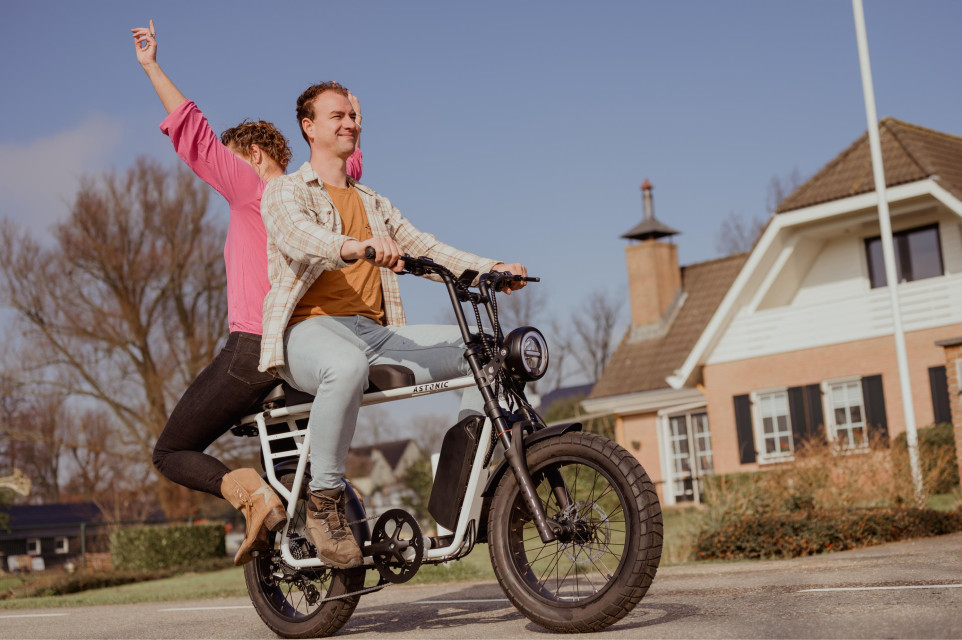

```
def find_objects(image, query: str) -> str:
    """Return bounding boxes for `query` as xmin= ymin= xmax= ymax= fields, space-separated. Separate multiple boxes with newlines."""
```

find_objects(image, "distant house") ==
xmin=584 ymin=119 xmax=962 ymax=505
xmin=0 ymin=503 xmax=106 ymax=571
xmin=345 ymin=439 xmax=423 ymax=506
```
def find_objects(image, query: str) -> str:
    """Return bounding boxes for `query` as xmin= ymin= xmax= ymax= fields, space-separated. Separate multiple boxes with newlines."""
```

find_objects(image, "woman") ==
xmin=132 ymin=21 xmax=364 ymax=565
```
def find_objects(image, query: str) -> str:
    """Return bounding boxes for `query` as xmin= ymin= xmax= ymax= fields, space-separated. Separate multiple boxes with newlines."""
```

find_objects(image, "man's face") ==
xmin=302 ymin=91 xmax=358 ymax=160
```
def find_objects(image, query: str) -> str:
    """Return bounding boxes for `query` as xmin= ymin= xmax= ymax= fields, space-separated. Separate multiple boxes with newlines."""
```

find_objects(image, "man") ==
xmin=259 ymin=82 xmax=527 ymax=568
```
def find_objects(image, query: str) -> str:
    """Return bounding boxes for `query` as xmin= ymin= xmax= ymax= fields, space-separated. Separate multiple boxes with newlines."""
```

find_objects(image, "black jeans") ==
xmin=153 ymin=332 xmax=277 ymax=498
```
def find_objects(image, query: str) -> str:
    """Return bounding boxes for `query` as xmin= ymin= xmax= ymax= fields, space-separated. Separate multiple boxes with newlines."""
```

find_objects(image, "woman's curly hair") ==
xmin=220 ymin=120 xmax=293 ymax=170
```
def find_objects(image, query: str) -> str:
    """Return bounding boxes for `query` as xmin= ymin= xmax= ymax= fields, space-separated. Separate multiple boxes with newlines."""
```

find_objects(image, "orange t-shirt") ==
xmin=289 ymin=183 xmax=385 ymax=325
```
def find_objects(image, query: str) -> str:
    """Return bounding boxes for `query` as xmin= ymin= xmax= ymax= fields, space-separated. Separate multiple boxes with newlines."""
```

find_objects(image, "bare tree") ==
xmin=537 ymin=318 xmax=571 ymax=395
xmin=496 ymin=285 xmax=547 ymax=330
xmin=0 ymin=398 xmax=65 ymax=503
xmin=766 ymin=168 xmax=805 ymax=214
xmin=0 ymin=157 xmax=228 ymax=517
xmin=407 ymin=413 xmax=454 ymax=455
xmin=567 ymin=290 xmax=625 ymax=384
xmin=714 ymin=211 xmax=766 ymax=255
xmin=715 ymin=170 xmax=807 ymax=256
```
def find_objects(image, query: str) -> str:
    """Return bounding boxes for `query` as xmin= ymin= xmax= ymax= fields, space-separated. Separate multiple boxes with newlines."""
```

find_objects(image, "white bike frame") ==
xmin=236 ymin=374 xmax=494 ymax=570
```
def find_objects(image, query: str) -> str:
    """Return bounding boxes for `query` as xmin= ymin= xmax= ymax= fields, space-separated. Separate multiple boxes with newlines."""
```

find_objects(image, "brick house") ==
xmin=583 ymin=119 xmax=962 ymax=505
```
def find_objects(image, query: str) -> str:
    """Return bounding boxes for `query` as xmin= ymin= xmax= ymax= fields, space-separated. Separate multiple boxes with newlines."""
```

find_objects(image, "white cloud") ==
xmin=0 ymin=115 xmax=123 ymax=236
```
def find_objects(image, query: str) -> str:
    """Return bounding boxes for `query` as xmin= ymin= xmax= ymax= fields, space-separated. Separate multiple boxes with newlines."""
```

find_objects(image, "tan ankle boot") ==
xmin=306 ymin=488 xmax=362 ymax=569
xmin=221 ymin=468 xmax=287 ymax=566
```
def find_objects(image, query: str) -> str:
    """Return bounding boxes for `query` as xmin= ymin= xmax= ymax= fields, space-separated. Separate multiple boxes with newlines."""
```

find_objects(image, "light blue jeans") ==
xmin=280 ymin=315 xmax=484 ymax=491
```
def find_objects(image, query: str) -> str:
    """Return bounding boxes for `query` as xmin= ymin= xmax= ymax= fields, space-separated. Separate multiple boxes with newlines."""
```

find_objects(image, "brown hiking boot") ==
xmin=306 ymin=487 xmax=363 ymax=569
xmin=221 ymin=468 xmax=288 ymax=566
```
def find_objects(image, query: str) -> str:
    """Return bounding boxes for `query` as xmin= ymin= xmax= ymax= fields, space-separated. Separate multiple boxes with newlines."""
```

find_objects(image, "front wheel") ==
xmin=488 ymin=432 xmax=663 ymax=633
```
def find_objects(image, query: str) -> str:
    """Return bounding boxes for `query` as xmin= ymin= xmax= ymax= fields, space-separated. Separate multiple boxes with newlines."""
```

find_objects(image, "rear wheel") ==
xmin=244 ymin=473 xmax=366 ymax=638
xmin=488 ymin=432 xmax=663 ymax=632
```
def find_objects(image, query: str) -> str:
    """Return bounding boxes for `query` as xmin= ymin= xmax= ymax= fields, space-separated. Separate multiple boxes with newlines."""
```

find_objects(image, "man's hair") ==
xmin=220 ymin=120 xmax=293 ymax=170
xmin=296 ymin=82 xmax=352 ymax=143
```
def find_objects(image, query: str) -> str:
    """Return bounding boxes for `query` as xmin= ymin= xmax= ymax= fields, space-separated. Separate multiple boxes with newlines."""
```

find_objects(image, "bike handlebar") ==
xmin=363 ymin=247 xmax=539 ymax=289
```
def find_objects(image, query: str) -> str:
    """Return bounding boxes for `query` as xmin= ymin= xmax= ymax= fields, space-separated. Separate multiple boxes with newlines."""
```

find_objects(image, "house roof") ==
xmin=777 ymin=118 xmax=962 ymax=213
xmin=344 ymin=450 xmax=377 ymax=478
xmin=349 ymin=439 xmax=418 ymax=470
xmin=0 ymin=503 xmax=103 ymax=540
xmin=588 ymin=252 xmax=748 ymax=399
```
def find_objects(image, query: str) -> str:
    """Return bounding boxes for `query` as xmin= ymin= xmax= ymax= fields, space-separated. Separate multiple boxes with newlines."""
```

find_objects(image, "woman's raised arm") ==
xmin=131 ymin=20 xmax=186 ymax=114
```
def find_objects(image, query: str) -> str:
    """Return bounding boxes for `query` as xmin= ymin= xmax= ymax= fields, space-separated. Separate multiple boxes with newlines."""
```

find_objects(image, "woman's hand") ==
xmin=131 ymin=19 xmax=157 ymax=67
xmin=130 ymin=20 xmax=186 ymax=115
xmin=348 ymin=92 xmax=362 ymax=129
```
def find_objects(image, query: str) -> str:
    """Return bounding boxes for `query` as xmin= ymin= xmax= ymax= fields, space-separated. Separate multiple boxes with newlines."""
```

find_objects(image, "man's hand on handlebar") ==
xmin=342 ymin=238 xmax=405 ymax=273
xmin=490 ymin=262 xmax=528 ymax=295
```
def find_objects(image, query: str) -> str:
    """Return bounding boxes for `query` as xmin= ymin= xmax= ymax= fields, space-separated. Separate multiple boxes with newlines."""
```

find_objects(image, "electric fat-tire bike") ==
xmin=230 ymin=254 xmax=663 ymax=637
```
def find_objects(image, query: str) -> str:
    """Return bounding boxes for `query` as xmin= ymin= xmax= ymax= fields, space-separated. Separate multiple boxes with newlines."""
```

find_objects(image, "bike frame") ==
xmin=236 ymin=375 xmax=491 ymax=569
xmin=234 ymin=255 xmax=562 ymax=570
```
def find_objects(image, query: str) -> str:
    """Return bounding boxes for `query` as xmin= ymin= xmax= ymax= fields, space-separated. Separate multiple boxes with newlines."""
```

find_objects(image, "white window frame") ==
xmin=656 ymin=401 xmax=710 ymax=506
xmin=751 ymin=387 xmax=795 ymax=464
xmin=26 ymin=537 xmax=41 ymax=556
xmin=54 ymin=536 xmax=69 ymax=555
xmin=823 ymin=376 xmax=870 ymax=452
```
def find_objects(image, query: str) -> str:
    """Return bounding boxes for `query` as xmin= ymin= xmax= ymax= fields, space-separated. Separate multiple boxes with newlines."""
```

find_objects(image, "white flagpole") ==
xmin=851 ymin=0 xmax=924 ymax=504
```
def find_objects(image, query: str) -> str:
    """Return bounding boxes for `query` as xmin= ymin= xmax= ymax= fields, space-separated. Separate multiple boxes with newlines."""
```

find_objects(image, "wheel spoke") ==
xmin=535 ymin=543 xmax=564 ymax=589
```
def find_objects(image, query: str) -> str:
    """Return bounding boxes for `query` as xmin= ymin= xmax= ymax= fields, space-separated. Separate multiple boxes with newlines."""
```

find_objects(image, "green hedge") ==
xmin=695 ymin=507 xmax=962 ymax=561
xmin=110 ymin=523 xmax=226 ymax=571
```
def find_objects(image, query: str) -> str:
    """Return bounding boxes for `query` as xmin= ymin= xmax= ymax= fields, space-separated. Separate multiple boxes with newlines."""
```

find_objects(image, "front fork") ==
xmin=467 ymin=346 xmax=566 ymax=544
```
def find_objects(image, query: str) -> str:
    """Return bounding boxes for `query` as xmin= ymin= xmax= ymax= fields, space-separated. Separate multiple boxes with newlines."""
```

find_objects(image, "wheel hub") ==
xmin=554 ymin=501 xmax=611 ymax=564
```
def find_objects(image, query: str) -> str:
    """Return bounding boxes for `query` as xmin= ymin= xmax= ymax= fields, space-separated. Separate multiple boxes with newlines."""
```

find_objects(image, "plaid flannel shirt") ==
xmin=258 ymin=162 xmax=498 ymax=374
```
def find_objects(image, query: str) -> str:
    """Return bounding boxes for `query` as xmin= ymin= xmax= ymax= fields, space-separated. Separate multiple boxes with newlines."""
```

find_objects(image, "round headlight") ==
xmin=503 ymin=327 xmax=549 ymax=381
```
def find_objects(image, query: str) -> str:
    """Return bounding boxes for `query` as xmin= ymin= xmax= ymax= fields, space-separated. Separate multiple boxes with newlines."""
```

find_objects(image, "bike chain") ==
xmin=313 ymin=581 xmax=390 ymax=604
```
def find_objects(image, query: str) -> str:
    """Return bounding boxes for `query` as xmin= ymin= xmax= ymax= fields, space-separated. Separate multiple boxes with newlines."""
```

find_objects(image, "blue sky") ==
xmin=2 ymin=2 xmax=961 ymax=421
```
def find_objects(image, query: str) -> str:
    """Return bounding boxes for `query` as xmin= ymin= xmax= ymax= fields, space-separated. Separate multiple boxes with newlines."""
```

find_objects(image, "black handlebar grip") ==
xmin=364 ymin=246 xmax=376 ymax=260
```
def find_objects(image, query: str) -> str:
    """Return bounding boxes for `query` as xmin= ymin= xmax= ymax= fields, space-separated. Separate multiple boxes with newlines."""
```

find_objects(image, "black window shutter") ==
xmin=861 ymin=375 xmax=889 ymax=445
xmin=928 ymin=366 xmax=952 ymax=425
xmin=788 ymin=386 xmax=807 ymax=447
xmin=804 ymin=384 xmax=825 ymax=443
xmin=733 ymin=394 xmax=756 ymax=464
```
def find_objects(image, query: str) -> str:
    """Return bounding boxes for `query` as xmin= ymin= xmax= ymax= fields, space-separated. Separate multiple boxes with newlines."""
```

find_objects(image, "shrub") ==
xmin=893 ymin=423 xmax=960 ymax=495
xmin=10 ymin=570 xmax=174 ymax=598
xmin=695 ymin=507 xmax=962 ymax=561
xmin=111 ymin=523 xmax=226 ymax=572
xmin=699 ymin=435 xmax=901 ymax=532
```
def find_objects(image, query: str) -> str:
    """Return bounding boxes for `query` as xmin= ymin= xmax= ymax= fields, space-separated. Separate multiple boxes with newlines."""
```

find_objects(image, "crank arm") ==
xmin=363 ymin=539 xmax=410 ymax=559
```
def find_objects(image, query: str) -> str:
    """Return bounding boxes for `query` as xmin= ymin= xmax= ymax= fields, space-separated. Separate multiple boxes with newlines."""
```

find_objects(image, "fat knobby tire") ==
xmin=488 ymin=431 xmax=663 ymax=632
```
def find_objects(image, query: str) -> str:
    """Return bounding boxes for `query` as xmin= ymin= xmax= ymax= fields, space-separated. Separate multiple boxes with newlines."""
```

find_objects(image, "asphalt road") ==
xmin=2 ymin=532 xmax=961 ymax=639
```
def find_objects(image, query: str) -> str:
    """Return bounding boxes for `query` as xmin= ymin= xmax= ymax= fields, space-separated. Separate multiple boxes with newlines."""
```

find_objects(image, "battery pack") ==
xmin=428 ymin=415 xmax=484 ymax=531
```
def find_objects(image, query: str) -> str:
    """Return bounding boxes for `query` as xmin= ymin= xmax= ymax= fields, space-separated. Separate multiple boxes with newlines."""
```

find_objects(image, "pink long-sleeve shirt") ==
xmin=160 ymin=100 xmax=362 ymax=335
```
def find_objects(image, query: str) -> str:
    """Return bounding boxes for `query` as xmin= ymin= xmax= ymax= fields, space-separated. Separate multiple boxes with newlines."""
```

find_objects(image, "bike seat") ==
xmin=260 ymin=364 xmax=417 ymax=408
xmin=367 ymin=364 xmax=417 ymax=392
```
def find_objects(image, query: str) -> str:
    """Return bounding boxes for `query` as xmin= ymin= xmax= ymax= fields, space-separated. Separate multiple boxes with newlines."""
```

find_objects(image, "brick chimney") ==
xmin=621 ymin=180 xmax=682 ymax=330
